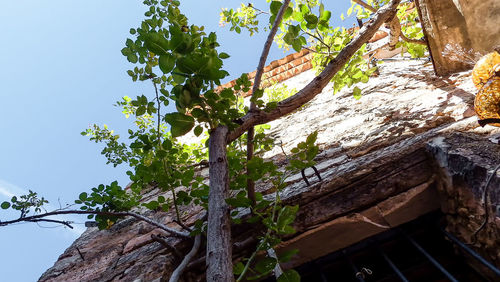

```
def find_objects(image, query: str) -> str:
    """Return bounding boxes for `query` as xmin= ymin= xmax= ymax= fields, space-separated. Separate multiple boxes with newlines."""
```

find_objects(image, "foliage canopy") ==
xmin=1 ymin=0 xmax=422 ymax=280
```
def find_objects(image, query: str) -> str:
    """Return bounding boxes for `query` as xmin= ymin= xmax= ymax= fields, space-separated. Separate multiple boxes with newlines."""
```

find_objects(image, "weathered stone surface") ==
xmin=427 ymin=132 xmax=500 ymax=268
xmin=277 ymin=178 xmax=441 ymax=268
xmin=416 ymin=0 xmax=500 ymax=75
xmin=40 ymin=55 xmax=499 ymax=281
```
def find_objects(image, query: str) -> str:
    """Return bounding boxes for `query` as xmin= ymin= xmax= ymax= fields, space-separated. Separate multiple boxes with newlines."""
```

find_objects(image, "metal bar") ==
xmin=311 ymin=165 xmax=322 ymax=181
xmin=377 ymin=246 xmax=409 ymax=282
xmin=301 ymin=169 xmax=311 ymax=186
xmin=405 ymin=234 xmax=459 ymax=282
xmin=441 ymin=229 xmax=500 ymax=277
xmin=320 ymin=272 xmax=329 ymax=282
xmin=344 ymin=251 xmax=365 ymax=282
xmin=301 ymin=166 xmax=322 ymax=186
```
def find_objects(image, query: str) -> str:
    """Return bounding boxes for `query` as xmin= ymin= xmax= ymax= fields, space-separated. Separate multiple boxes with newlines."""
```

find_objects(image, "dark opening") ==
xmin=267 ymin=212 xmax=494 ymax=282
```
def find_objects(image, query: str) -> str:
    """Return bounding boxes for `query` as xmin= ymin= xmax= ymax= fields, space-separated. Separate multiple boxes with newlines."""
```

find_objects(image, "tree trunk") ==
xmin=207 ymin=125 xmax=233 ymax=281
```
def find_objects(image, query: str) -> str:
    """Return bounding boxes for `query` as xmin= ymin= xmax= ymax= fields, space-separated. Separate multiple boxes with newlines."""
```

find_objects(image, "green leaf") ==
xmin=283 ymin=32 xmax=295 ymax=45
xmin=144 ymin=200 xmax=159 ymax=210
xmin=255 ymin=257 xmax=277 ymax=274
xmin=284 ymin=7 xmax=293 ymax=19
xmin=278 ymin=249 xmax=299 ymax=263
xmin=270 ymin=1 xmax=282 ymax=15
xmin=136 ymin=106 xmax=146 ymax=116
xmin=292 ymin=10 xmax=304 ymax=22
xmin=277 ymin=269 xmax=301 ymax=282
xmin=144 ymin=32 xmax=169 ymax=55
xmin=79 ymin=192 xmax=88 ymax=202
xmin=304 ymin=14 xmax=318 ymax=25
xmin=194 ymin=125 xmax=203 ymax=137
xmin=353 ymin=86 xmax=362 ymax=100
xmin=292 ymin=39 xmax=302 ymax=52
xmin=225 ymin=197 xmax=252 ymax=208
xmin=306 ymin=131 xmax=317 ymax=145
xmin=164 ymin=112 xmax=195 ymax=137
xmin=172 ymin=68 xmax=186 ymax=84
xmin=159 ymin=54 xmax=175 ymax=74
xmin=1 ymin=201 xmax=10 ymax=209
xmin=320 ymin=10 xmax=331 ymax=22
xmin=233 ymin=262 xmax=245 ymax=275
xmin=219 ymin=52 xmax=230 ymax=59
xmin=277 ymin=205 xmax=299 ymax=234
xmin=290 ymin=159 xmax=306 ymax=169
xmin=127 ymin=53 xmax=138 ymax=63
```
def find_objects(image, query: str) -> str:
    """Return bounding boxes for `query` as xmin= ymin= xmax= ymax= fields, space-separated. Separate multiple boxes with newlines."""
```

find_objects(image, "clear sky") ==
xmin=0 ymin=1 xmax=352 ymax=281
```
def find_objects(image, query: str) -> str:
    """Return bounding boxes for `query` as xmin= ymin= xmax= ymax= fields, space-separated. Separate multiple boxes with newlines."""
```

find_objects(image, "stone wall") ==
xmin=427 ymin=133 xmax=500 ymax=273
xmin=416 ymin=0 xmax=500 ymax=75
xmin=40 ymin=54 xmax=497 ymax=281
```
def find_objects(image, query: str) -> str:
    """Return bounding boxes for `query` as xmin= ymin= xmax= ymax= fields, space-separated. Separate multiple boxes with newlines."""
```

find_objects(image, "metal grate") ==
xmin=271 ymin=212 xmax=499 ymax=282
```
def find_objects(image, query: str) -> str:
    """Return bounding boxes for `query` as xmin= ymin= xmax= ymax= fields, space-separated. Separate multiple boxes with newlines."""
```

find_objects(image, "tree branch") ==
xmin=353 ymin=0 xmax=425 ymax=47
xmin=29 ymin=218 xmax=74 ymax=229
xmin=151 ymin=234 xmax=183 ymax=258
xmin=352 ymin=0 xmax=377 ymax=13
xmin=246 ymin=0 xmax=292 ymax=207
xmin=169 ymin=234 xmax=202 ymax=282
xmin=0 ymin=210 xmax=190 ymax=238
xmin=227 ymin=0 xmax=401 ymax=143
xmin=400 ymin=31 xmax=426 ymax=45
xmin=206 ymin=125 xmax=232 ymax=282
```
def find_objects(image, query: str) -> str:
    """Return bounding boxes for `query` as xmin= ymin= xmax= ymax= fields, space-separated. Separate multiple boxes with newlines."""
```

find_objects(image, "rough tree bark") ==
xmin=207 ymin=125 xmax=233 ymax=281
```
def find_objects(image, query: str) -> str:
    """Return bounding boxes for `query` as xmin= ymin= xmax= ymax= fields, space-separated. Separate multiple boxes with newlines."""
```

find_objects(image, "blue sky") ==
xmin=0 ymin=1 xmax=352 ymax=281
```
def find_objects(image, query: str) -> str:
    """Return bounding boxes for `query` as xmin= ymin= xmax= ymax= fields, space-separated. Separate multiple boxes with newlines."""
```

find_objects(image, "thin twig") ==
xmin=298 ymin=25 xmax=330 ymax=51
xmin=303 ymin=46 xmax=331 ymax=55
xmin=29 ymin=218 xmax=74 ymax=229
xmin=169 ymin=234 xmax=202 ymax=282
xmin=153 ymin=80 xmax=182 ymax=225
xmin=400 ymin=32 xmax=426 ymax=45
xmin=0 ymin=210 xmax=190 ymax=238
xmin=248 ymin=4 xmax=269 ymax=16
xmin=151 ymin=234 xmax=183 ymax=258
xmin=353 ymin=0 xmax=425 ymax=45
xmin=173 ymin=219 xmax=193 ymax=232
xmin=76 ymin=247 xmax=85 ymax=261
xmin=153 ymin=81 xmax=162 ymax=145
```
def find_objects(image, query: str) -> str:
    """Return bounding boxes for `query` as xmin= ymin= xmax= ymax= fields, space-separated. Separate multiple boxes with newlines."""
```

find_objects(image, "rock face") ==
xmin=39 ymin=54 xmax=500 ymax=281
xmin=416 ymin=0 xmax=500 ymax=75
xmin=428 ymin=133 xmax=500 ymax=270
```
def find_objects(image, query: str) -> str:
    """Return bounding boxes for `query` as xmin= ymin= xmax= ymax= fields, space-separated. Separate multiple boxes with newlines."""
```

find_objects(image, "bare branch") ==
xmin=353 ymin=0 xmax=426 ymax=46
xmin=400 ymin=32 xmax=426 ymax=45
xmin=250 ymin=0 xmax=292 ymax=109
xmin=246 ymin=0 xmax=292 ymax=207
xmin=28 ymin=218 xmax=74 ymax=229
xmin=173 ymin=219 xmax=192 ymax=232
xmin=169 ymin=234 xmax=202 ymax=282
xmin=151 ymin=234 xmax=183 ymax=258
xmin=0 ymin=210 xmax=190 ymax=238
xmin=227 ymin=0 xmax=402 ymax=143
